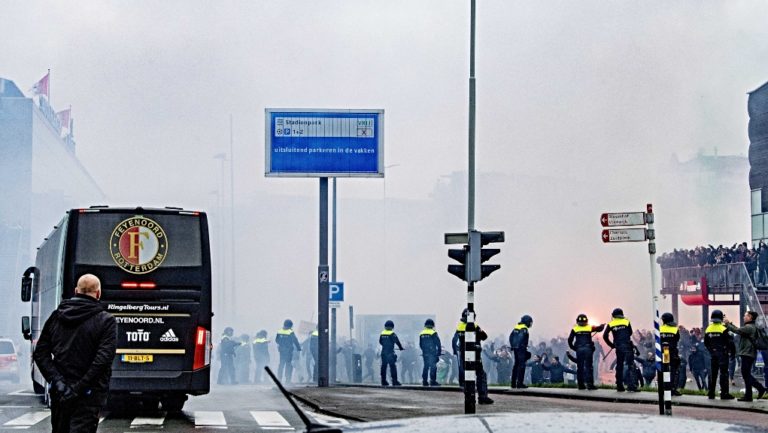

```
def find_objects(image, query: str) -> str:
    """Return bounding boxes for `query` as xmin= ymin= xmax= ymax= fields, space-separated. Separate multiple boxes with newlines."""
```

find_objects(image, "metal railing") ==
xmin=662 ymin=263 xmax=766 ymax=328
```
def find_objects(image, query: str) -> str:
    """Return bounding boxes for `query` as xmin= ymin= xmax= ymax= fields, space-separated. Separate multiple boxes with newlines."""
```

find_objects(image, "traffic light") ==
xmin=447 ymin=244 xmax=470 ymax=281
xmin=470 ymin=230 xmax=503 ymax=281
xmin=445 ymin=230 xmax=504 ymax=282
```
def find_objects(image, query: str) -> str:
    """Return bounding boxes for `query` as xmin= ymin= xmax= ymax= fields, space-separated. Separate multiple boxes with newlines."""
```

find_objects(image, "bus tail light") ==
xmin=121 ymin=282 xmax=156 ymax=289
xmin=193 ymin=327 xmax=211 ymax=370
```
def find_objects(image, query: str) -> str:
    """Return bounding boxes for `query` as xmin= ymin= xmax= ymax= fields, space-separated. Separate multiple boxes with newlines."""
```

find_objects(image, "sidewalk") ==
xmin=341 ymin=383 xmax=768 ymax=414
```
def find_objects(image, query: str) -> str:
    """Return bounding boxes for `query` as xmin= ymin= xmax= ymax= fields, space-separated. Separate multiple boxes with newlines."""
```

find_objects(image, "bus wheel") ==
xmin=161 ymin=395 xmax=187 ymax=413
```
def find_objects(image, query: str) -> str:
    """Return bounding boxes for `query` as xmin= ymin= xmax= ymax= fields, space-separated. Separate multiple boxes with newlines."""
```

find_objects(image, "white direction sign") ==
xmin=601 ymin=228 xmax=647 ymax=243
xmin=600 ymin=212 xmax=646 ymax=227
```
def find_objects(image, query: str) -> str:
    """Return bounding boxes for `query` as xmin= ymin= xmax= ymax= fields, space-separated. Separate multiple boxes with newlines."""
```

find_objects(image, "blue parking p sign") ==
xmin=329 ymin=282 xmax=344 ymax=302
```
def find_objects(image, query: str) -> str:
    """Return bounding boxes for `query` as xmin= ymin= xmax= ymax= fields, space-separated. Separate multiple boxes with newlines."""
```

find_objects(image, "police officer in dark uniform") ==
xmin=252 ymin=330 xmax=270 ymax=384
xmin=452 ymin=309 xmax=494 ymax=404
xmin=218 ymin=327 xmax=240 ymax=385
xmin=33 ymin=274 xmax=117 ymax=433
xmin=379 ymin=320 xmax=404 ymax=386
xmin=568 ymin=313 xmax=605 ymax=390
xmin=309 ymin=328 xmax=319 ymax=382
xmin=660 ymin=312 xmax=682 ymax=396
xmin=704 ymin=310 xmax=735 ymax=400
xmin=509 ymin=315 xmax=533 ymax=389
xmin=602 ymin=308 xmax=637 ymax=392
xmin=419 ymin=318 xmax=442 ymax=386
xmin=275 ymin=319 xmax=301 ymax=384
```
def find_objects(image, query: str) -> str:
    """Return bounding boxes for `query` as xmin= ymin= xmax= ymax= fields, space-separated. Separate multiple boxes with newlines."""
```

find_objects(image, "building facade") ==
xmin=0 ymin=77 xmax=104 ymax=337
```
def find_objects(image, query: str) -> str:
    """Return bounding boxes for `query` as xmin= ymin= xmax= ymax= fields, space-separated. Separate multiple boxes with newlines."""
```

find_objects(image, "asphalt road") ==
xmin=0 ymin=381 xmax=346 ymax=432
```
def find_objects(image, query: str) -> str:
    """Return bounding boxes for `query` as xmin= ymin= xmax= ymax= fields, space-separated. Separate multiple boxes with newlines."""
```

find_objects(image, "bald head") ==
xmin=75 ymin=274 xmax=101 ymax=299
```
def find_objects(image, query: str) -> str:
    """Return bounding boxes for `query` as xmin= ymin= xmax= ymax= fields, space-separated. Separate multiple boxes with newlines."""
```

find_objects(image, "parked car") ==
xmin=0 ymin=338 xmax=20 ymax=383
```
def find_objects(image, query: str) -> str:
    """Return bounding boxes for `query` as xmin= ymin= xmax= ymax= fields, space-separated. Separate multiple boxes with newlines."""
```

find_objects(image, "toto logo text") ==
xmin=127 ymin=329 xmax=150 ymax=342
xmin=110 ymin=216 xmax=168 ymax=275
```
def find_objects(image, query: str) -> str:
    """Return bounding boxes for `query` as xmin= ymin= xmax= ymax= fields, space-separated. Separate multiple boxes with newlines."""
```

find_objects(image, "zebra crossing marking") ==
xmin=3 ymin=411 xmax=50 ymax=428
xmin=193 ymin=411 xmax=227 ymax=428
xmin=130 ymin=415 xmax=166 ymax=428
xmin=249 ymin=411 xmax=293 ymax=430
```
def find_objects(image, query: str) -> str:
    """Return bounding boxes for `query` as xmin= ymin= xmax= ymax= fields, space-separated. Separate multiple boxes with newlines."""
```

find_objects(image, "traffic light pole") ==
xmin=465 ymin=0 xmax=477 ymax=415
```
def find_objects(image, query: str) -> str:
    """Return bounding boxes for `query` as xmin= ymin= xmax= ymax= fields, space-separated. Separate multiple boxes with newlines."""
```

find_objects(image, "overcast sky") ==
xmin=3 ymin=1 xmax=768 ymax=338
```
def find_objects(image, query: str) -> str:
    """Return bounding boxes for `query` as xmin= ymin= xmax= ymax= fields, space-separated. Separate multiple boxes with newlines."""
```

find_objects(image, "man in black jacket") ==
xmin=34 ymin=274 xmax=117 ymax=433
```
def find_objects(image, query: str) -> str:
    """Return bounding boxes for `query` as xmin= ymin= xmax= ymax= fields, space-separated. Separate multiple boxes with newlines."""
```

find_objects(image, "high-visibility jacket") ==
xmin=603 ymin=317 xmax=633 ymax=350
xmin=379 ymin=329 xmax=403 ymax=354
xmin=419 ymin=327 xmax=441 ymax=356
xmin=659 ymin=323 xmax=680 ymax=357
xmin=509 ymin=323 xmax=529 ymax=350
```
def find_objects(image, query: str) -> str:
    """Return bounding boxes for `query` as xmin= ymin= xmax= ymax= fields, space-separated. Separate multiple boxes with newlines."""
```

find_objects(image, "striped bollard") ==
xmin=662 ymin=343 xmax=672 ymax=415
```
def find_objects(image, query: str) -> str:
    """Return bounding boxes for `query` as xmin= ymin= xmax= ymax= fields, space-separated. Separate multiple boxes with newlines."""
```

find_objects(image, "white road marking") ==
xmin=193 ymin=411 xmax=226 ymax=427
xmin=249 ymin=411 xmax=292 ymax=428
xmin=130 ymin=415 xmax=166 ymax=427
xmin=6 ymin=390 xmax=37 ymax=397
xmin=307 ymin=411 xmax=350 ymax=426
xmin=3 ymin=411 xmax=50 ymax=427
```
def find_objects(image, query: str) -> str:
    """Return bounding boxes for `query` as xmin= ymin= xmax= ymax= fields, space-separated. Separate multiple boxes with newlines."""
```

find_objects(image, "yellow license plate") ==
xmin=122 ymin=354 xmax=153 ymax=363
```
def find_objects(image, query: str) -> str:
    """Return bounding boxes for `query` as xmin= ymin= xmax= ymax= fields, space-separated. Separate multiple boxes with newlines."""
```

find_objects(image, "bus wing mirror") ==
xmin=21 ymin=316 xmax=31 ymax=340
xmin=21 ymin=267 xmax=37 ymax=303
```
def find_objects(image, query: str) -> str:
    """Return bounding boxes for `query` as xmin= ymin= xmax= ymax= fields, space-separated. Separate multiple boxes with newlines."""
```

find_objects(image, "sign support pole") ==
xmin=647 ymin=204 xmax=666 ymax=414
xmin=318 ymin=178 xmax=329 ymax=387
xmin=330 ymin=178 xmax=338 ymax=384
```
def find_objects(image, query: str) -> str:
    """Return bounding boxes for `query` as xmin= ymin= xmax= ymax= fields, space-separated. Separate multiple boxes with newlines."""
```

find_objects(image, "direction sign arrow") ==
xmin=601 ymin=228 xmax=647 ymax=243
xmin=600 ymin=212 xmax=647 ymax=227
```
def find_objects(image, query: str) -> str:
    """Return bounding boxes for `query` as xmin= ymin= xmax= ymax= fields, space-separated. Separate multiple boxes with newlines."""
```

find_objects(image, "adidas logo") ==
xmin=160 ymin=329 xmax=180 ymax=342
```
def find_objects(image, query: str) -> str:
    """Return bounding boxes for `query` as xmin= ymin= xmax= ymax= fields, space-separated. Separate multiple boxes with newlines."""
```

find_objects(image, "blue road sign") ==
xmin=329 ymin=282 xmax=344 ymax=302
xmin=265 ymin=109 xmax=384 ymax=177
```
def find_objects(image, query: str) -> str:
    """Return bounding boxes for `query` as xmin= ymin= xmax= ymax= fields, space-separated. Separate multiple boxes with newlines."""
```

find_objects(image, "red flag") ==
xmin=56 ymin=108 xmax=71 ymax=130
xmin=30 ymin=72 xmax=50 ymax=98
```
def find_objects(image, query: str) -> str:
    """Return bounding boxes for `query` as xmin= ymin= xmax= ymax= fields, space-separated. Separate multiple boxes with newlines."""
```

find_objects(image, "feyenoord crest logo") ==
xmin=110 ymin=216 xmax=168 ymax=274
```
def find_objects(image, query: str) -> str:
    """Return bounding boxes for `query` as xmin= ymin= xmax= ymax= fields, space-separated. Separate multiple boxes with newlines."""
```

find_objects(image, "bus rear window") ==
xmin=75 ymin=213 xmax=203 ymax=268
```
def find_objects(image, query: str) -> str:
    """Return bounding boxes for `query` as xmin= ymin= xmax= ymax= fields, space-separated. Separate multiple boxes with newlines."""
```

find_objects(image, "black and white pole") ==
xmin=662 ymin=343 xmax=672 ymax=415
xmin=646 ymin=204 xmax=666 ymax=414
xmin=464 ymin=284 xmax=477 ymax=414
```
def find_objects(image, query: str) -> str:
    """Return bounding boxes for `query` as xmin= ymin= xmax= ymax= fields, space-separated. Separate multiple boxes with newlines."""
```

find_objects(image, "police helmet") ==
xmin=576 ymin=314 xmax=589 ymax=324
xmin=521 ymin=315 xmax=533 ymax=327
xmin=710 ymin=309 xmax=724 ymax=322
xmin=384 ymin=320 xmax=395 ymax=329
xmin=611 ymin=308 xmax=624 ymax=318
xmin=257 ymin=330 xmax=267 ymax=338
xmin=284 ymin=319 xmax=293 ymax=328
xmin=425 ymin=318 xmax=435 ymax=328
xmin=223 ymin=327 xmax=234 ymax=336
xmin=461 ymin=308 xmax=469 ymax=319
xmin=661 ymin=312 xmax=674 ymax=324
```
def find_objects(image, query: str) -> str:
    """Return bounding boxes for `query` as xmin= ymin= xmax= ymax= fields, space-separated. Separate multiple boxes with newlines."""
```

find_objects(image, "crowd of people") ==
xmin=216 ymin=308 xmax=768 ymax=404
xmin=656 ymin=242 xmax=768 ymax=286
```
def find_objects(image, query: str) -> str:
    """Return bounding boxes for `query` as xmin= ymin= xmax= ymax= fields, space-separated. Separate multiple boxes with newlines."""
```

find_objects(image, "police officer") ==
xmin=452 ymin=309 xmax=493 ymax=404
xmin=602 ymin=308 xmax=638 ymax=392
xmin=33 ymin=274 xmax=117 ymax=433
xmin=252 ymin=330 xmax=270 ymax=384
xmin=704 ymin=310 xmax=735 ymax=400
xmin=568 ymin=314 xmax=605 ymax=390
xmin=309 ymin=328 xmax=319 ymax=382
xmin=275 ymin=319 xmax=301 ymax=384
xmin=235 ymin=334 xmax=252 ymax=384
xmin=509 ymin=315 xmax=533 ymax=389
xmin=659 ymin=312 xmax=682 ymax=396
xmin=419 ymin=318 xmax=442 ymax=386
xmin=379 ymin=320 xmax=404 ymax=386
xmin=218 ymin=327 xmax=240 ymax=385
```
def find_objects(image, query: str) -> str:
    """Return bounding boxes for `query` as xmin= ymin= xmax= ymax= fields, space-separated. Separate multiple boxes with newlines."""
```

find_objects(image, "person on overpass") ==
xmin=419 ymin=318 xmax=442 ymax=386
xmin=509 ymin=315 xmax=533 ymax=389
xmin=275 ymin=319 xmax=301 ymax=384
xmin=660 ymin=312 xmax=682 ymax=396
xmin=704 ymin=309 xmax=735 ymax=400
xmin=602 ymin=308 xmax=638 ymax=392
xmin=379 ymin=320 xmax=404 ymax=386
xmin=567 ymin=313 xmax=604 ymax=390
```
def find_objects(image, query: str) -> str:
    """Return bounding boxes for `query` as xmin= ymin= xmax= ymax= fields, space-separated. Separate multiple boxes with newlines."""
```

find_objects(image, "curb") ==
xmin=289 ymin=390 xmax=367 ymax=423
xmin=335 ymin=383 xmax=768 ymax=415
